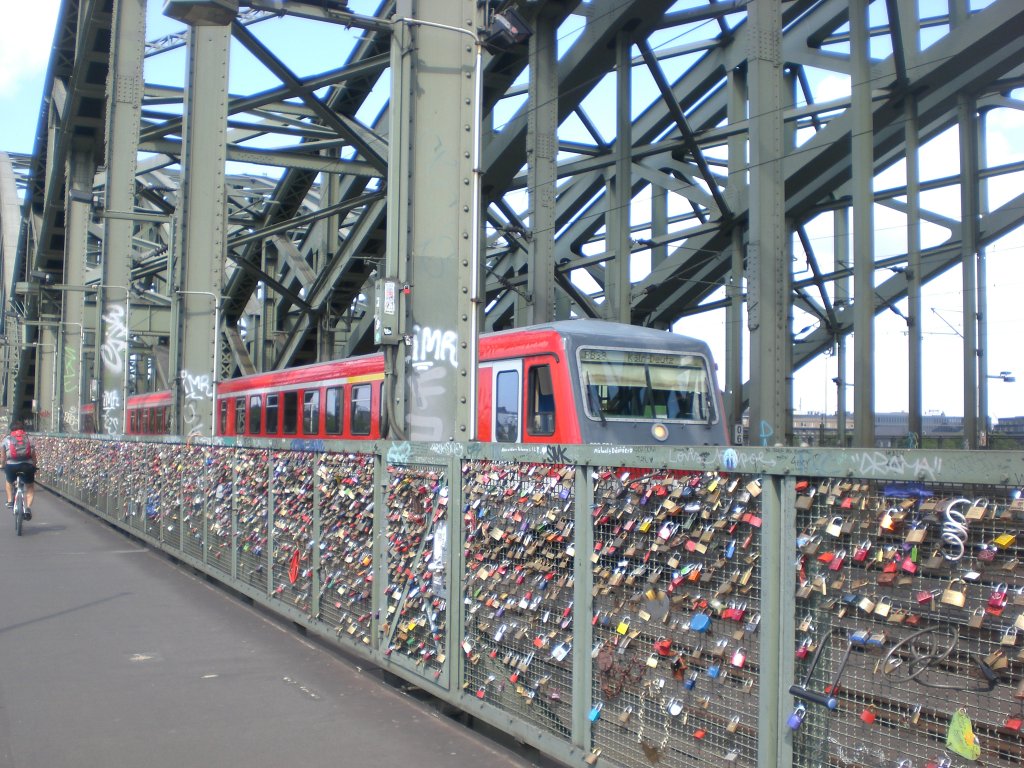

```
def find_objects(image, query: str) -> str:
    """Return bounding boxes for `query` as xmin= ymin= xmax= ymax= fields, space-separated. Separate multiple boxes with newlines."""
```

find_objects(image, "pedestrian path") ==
xmin=0 ymin=490 xmax=542 ymax=768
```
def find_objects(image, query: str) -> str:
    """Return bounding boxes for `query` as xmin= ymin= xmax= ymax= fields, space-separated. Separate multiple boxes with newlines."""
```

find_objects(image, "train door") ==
xmin=491 ymin=360 xmax=522 ymax=443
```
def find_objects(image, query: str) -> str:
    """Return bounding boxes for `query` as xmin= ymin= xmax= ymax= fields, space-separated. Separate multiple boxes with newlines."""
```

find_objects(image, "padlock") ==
xmin=707 ymin=661 xmax=721 ymax=678
xmin=829 ymin=549 xmax=847 ymax=572
xmin=684 ymin=670 xmax=698 ymax=690
xmin=690 ymin=610 xmax=712 ymax=633
xmin=994 ymin=532 xmax=1017 ymax=549
xmin=939 ymin=578 xmax=967 ymax=608
xmin=987 ymin=583 xmax=1008 ymax=614
xmin=1001 ymin=626 xmax=1018 ymax=646
xmin=874 ymin=596 xmax=893 ymax=618
xmin=730 ymin=647 xmax=747 ymax=668
xmin=744 ymin=612 xmax=761 ymax=634
xmin=860 ymin=707 xmax=876 ymax=724
xmin=589 ymin=702 xmax=603 ymax=722
xmin=852 ymin=539 xmax=872 ymax=562
xmin=616 ymin=616 xmax=631 ymax=635
xmin=826 ymin=516 xmax=844 ymax=537
xmin=787 ymin=703 xmax=807 ymax=730
xmin=796 ymin=637 xmax=813 ymax=660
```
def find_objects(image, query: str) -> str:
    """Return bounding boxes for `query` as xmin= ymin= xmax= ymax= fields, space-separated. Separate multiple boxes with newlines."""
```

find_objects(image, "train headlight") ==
xmin=651 ymin=423 xmax=669 ymax=442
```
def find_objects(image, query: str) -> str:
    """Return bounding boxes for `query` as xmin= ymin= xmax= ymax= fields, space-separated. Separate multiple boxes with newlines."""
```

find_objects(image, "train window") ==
xmin=579 ymin=348 xmax=714 ymax=422
xmin=325 ymin=386 xmax=342 ymax=434
xmin=265 ymin=394 xmax=279 ymax=435
xmin=249 ymin=395 xmax=262 ymax=434
xmin=235 ymin=397 xmax=246 ymax=434
xmin=219 ymin=400 xmax=228 ymax=434
xmin=495 ymin=370 xmax=519 ymax=442
xmin=526 ymin=365 xmax=555 ymax=436
xmin=350 ymin=384 xmax=371 ymax=435
xmin=303 ymin=390 xmax=320 ymax=434
xmin=282 ymin=391 xmax=298 ymax=434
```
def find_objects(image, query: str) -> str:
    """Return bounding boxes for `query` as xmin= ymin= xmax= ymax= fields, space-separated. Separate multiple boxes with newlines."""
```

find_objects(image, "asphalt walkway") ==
xmin=0 ymin=489 xmax=540 ymax=768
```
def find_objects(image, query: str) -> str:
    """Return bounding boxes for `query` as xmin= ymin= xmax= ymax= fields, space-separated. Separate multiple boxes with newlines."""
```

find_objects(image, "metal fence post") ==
xmin=572 ymin=461 xmax=596 ymax=751
xmin=759 ymin=473 xmax=797 ymax=768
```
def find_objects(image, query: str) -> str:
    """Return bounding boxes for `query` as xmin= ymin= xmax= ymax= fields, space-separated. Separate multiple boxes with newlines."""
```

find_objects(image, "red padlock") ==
xmin=828 ymin=550 xmax=847 ymax=572
xmin=860 ymin=707 xmax=876 ymax=724
xmin=730 ymin=647 xmax=747 ymax=668
xmin=987 ymin=583 xmax=1008 ymax=616
xmin=1001 ymin=716 xmax=1023 ymax=734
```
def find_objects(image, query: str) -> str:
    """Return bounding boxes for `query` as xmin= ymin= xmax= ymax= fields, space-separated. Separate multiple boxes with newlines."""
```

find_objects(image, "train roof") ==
xmin=489 ymin=318 xmax=709 ymax=349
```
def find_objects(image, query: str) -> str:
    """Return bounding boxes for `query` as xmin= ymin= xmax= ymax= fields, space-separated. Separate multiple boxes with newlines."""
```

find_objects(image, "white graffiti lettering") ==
xmin=181 ymin=370 xmax=214 ymax=401
xmin=100 ymin=303 xmax=129 ymax=373
xmin=848 ymin=451 xmax=943 ymax=482
xmin=429 ymin=442 xmax=464 ymax=457
xmin=411 ymin=324 xmax=458 ymax=370
xmin=63 ymin=405 xmax=80 ymax=429
xmin=102 ymin=389 xmax=122 ymax=411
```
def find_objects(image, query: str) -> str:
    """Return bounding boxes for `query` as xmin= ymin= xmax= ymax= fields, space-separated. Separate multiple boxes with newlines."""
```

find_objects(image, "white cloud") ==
xmin=1 ymin=1 xmax=61 ymax=97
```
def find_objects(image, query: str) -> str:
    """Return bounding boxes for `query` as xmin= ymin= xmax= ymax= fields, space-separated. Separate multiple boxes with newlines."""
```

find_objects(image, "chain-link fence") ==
xmin=39 ymin=436 xmax=1024 ymax=768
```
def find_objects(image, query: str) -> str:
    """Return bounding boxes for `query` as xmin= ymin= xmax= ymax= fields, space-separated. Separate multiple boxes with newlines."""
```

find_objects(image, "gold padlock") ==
xmin=874 ymin=597 xmax=892 ymax=618
xmin=940 ymin=578 xmax=967 ymax=609
xmin=968 ymin=608 xmax=986 ymax=629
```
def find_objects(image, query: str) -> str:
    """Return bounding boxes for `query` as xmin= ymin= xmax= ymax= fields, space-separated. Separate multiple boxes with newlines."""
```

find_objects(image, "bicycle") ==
xmin=13 ymin=474 xmax=27 ymax=536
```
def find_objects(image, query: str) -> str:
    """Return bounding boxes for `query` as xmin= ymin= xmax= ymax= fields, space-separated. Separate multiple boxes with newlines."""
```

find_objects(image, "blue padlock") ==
xmin=707 ymin=662 xmax=721 ymax=678
xmin=690 ymin=611 xmax=712 ymax=633
xmin=589 ymin=702 xmax=603 ymax=722
xmin=684 ymin=671 xmax=698 ymax=690
xmin=787 ymin=703 xmax=807 ymax=730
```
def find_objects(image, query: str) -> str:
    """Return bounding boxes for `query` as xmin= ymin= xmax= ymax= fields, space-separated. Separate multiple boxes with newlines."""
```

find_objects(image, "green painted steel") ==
xmin=38 ymin=434 xmax=1024 ymax=768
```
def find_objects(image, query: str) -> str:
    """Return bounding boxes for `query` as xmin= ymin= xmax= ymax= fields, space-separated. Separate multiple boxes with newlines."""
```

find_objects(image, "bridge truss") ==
xmin=2 ymin=0 xmax=1022 ymax=445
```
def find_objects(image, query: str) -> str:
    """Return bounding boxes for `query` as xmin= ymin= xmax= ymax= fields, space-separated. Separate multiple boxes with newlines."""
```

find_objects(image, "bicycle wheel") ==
xmin=14 ymin=497 xmax=23 ymax=536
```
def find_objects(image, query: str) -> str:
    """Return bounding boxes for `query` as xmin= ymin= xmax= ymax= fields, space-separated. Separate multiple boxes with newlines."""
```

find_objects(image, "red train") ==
xmin=106 ymin=320 xmax=729 ymax=446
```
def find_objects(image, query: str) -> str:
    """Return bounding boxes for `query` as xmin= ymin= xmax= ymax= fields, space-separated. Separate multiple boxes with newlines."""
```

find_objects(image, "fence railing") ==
xmin=40 ymin=435 xmax=1024 ymax=768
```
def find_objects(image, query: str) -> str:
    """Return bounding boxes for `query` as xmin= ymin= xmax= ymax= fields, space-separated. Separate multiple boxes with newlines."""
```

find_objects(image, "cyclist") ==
xmin=3 ymin=420 xmax=37 ymax=520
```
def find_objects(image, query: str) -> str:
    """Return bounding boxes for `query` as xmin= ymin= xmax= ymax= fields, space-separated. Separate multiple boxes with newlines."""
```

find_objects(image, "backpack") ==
xmin=8 ymin=430 xmax=33 ymax=461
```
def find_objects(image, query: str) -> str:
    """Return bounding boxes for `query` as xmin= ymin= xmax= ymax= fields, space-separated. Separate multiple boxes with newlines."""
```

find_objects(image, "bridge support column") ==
xmin=169 ymin=22 xmax=230 ymax=438
xmin=385 ymin=0 xmax=483 ymax=441
xmin=97 ymin=0 xmax=146 ymax=434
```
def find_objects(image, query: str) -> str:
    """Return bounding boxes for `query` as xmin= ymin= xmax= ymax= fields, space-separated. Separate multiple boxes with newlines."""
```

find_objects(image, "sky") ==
xmin=2 ymin=0 xmax=1021 ymax=420
xmin=1 ymin=0 xmax=61 ymax=153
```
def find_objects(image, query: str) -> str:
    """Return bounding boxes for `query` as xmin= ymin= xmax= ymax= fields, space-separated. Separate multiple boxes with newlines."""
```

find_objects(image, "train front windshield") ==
xmin=579 ymin=348 xmax=715 ymax=423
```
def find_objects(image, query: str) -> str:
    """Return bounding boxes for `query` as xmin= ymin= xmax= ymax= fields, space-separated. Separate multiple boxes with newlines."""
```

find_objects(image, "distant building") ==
xmin=995 ymin=415 xmax=1024 ymax=439
xmin=787 ymin=411 xmax=1024 ymax=448
xmin=789 ymin=411 xmax=962 ymax=448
